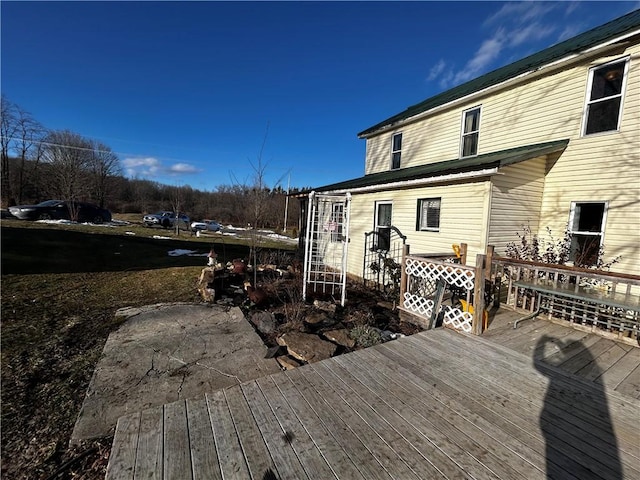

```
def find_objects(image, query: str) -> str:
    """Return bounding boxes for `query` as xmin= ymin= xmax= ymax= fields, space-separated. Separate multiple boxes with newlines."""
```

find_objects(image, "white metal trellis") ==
xmin=303 ymin=191 xmax=351 ymax=306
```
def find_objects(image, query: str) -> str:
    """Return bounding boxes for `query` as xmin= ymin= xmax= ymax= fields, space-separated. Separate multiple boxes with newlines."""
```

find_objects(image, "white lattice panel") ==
xmin=442 ymin=305 xmax=473 ymax=333
xmin=405 ymin=258 xmax=475 ymax=290
xmin=403 ymin=293 xmax=434 ymax=318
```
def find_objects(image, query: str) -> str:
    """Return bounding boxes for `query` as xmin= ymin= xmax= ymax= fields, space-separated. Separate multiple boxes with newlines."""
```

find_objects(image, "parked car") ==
xmin=191 ymin=219 xmax=223 ymax=232
xmin=8 ymin=200 xmax=112 ymax=223
xmin=143 ymin=211 xmax=190 ymax=229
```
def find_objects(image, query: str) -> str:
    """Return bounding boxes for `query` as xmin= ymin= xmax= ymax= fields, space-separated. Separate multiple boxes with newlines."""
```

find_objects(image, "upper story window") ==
xmin=583 ymin=58 xmax=628 ymax=135
xmin=460 ymin=106 xmax=481 ymax=157
xmin=391 ymin=132 xmax=402 ymax=169
xmin=417 ymin=198 xmax=441 ymax=232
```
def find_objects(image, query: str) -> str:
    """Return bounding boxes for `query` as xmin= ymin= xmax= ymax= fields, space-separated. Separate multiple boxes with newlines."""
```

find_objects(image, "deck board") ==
xmin=107 ymin=324 xmax=640 ymax=480
xmin=134 ymin=408 xmax=162 ymax=480
xmin=185 ymin=398 xmax=221 ymax=480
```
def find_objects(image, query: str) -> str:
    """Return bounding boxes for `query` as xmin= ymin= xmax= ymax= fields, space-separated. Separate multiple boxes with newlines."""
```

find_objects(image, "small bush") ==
xmin=349 ymin=325 xmax=382 ymax=348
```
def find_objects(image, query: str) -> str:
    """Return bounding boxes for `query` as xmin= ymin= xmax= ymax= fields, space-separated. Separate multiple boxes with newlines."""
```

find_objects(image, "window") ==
xmin=568 ymin=201 xmax=607 ymax=266
xmin=374 ymin=201 xmax=392 ymax=251
xmin=460 ymin=106 xmax=480 ymax=157
xmin=583 ymin=59 xmax=628 ymax=135
xmin=391 ymin=133 xmax=402 ymax=169
xmin=417 ymin=198 xmax=441 ymax=231
xmin=329 ymin=202 xmax=344 ymax=242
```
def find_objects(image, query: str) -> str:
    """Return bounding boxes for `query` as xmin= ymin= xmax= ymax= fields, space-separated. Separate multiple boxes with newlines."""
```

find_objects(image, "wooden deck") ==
xmin=106 ymin=316 xmax=640 ymax=480
xmin=483 ymin=308 xmax=640 ymax=399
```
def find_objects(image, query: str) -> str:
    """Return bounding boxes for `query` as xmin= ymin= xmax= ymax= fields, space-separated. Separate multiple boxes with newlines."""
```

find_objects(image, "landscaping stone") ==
xmin=277 ymin=332 xmax=337 ymax=363
xmin=304 ymin=310 xmax=332 ymax=325
xmin=323 ymin=328 xmax=356 ymax=348
xmin=313 ymin=299 xmax=337 ymax=315
xmin=276 ymin=356 xmax=302 ymax=370
xmin=250 ymin=311 xmax=277 ymax=334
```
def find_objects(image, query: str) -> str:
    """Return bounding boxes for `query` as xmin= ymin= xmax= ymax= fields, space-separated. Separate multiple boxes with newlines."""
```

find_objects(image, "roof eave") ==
xmin=358 ymin=28 xmax=640 ymax=139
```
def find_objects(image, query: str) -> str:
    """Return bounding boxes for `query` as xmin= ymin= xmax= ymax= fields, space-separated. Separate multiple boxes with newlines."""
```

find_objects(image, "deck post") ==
xmin=472 ymin=254 xmax=486 ymax=335
xmin=485 ymin=245 xmax=494 ymax=278
xmin=460 ymin=243 xmax=468 ymax=265
xmin=400 ymin=244 xmax=410 ymax=303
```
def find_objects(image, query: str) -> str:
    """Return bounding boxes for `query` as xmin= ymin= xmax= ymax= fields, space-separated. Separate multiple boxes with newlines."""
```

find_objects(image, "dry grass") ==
xmin=1 ymin=222 xmax=294 ymax=480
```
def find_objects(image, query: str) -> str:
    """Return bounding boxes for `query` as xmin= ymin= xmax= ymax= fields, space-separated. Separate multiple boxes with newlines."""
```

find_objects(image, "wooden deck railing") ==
xmin=491 ymin=256 xmax=640 ymax=344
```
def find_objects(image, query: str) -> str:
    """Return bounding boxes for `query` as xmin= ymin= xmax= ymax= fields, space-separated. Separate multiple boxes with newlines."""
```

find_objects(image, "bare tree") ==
xmin=88 ymin=140 xmax=121 ymax=208
xmin=1 ymin=95 xmax=18 ymax=206
xmin=41 ymin=130 xmax=92 ymax=219
xmin=14 ymin=105 xmax=45 ymax=204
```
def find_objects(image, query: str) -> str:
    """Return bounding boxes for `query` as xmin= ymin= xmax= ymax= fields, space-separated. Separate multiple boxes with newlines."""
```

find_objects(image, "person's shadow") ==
xmin=534 ymin=335 xmax=623 ymax=479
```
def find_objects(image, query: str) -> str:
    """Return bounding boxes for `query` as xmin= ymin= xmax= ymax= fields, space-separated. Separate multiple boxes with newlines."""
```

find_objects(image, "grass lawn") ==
xmin=0 ymin=219 xmax=295 ymax=479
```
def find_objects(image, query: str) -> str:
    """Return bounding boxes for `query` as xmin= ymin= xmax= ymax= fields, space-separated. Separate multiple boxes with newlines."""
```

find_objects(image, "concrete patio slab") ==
xmin=71 ymin=303 xmax=280 ymax=443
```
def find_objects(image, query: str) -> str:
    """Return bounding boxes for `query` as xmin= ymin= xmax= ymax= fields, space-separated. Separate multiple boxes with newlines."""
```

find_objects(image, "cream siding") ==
xmin=358 ymin=43 xmax=639 ymax=275
xmin=488 ymin=157 xmax=547 ymax=255
xmin=344 ymin=181 xmax=491 ymax=277
xmin=364 ymin=46 xmax=639 ymax=173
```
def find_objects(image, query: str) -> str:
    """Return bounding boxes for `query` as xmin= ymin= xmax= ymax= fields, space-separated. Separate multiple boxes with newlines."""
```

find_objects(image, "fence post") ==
xmin=472 ymin=254 xmax=486 ymax=335
xmin=400 ymin=244 xmax=410 ymax=303
xmin=460 ymin=243 xmax=468 ymax=265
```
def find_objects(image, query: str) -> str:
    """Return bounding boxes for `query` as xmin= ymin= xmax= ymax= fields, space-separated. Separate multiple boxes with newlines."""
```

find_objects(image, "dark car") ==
xmin=8 ymin=200 xmax=112 ymax=224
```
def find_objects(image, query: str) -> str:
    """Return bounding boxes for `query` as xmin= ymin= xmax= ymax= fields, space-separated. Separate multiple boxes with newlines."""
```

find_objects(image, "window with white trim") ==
xmin=568 ymin=201 xmax=607 ymax=266
xmin=417 ymin=198 xmax=441 ymax=231
xmin=460 ymin=106 xmax=481 ymax=157
xmin=391 ymin=132 xmax=402 ymax=169
xmin=329 ymin=202 xmax=344 ymax=242
xmin=583 ymin=59 xmax=628 ymax=135
xmin=374 ymin=201 xmax=392 ymax=251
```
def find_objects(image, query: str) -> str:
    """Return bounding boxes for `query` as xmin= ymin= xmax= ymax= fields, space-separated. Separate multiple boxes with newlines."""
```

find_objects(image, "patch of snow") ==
xmin=110 ymin=220 xmax=130 ymax=226
xmin=152 ymin=235 xmax=171 ymax=240
xmin=167 ymin=249 xmax=209 ymax=257
xmin=37 ymin=219 xmax=74 ymax=225
xmin=125 ymin=231 xmax=136 ymax=235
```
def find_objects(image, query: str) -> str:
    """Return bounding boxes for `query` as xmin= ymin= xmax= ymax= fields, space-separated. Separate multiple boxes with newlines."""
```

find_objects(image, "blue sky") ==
xmin=2 ymin=1 xmax=638 ymax=191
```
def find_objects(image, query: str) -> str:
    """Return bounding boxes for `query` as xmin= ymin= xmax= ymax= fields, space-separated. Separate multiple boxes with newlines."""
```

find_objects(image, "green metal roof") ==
xmin=358 ymin=10 xmax=640 ymax=138
xmin=314 ymin=139 xmax=569 ymax=193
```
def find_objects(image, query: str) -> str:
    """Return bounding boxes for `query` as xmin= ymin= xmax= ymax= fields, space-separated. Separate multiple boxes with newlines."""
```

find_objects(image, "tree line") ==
xmin=1 ymin=95 xmax=305 ymax=230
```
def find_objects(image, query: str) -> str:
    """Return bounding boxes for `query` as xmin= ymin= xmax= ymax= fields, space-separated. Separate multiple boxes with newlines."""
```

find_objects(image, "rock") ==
xmin=197 ymin=267 xmax=215 ymax=302
xmin=379 ymin=330 xmax=406 ymax=341
xmin=264 ymin=345 xmax=285 ymax=358
xmin=304 ymin=311 xmax=332 ymax=325
xmin=313 ymin=299 xmax=337 ymax=314
xmin=250 ymin=311 xmax=277 ymax=334
xmin=376 ymin=300 xmax=394 ymax=310
xmin=277 ymin=332 xmax=337 ymax=363
xmin=276 ymin=356 xmax=301 ymax=370
xmin=323 ymin=329 xmax=355 ymax=348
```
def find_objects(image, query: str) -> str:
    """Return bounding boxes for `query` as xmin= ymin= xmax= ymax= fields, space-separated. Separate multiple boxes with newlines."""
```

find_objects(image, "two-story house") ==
xmin=304 ymin=10 xmax=639 ymax=290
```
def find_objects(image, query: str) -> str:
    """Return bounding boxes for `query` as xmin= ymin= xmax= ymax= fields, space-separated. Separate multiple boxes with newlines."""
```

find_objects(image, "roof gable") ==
xmin=358 ymin=10 xmax=640 ymax=138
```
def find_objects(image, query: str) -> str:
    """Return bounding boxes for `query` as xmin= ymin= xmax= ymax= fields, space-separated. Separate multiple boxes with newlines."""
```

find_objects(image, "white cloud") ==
xmin=122 ymin=156 xmax=162 ymax=177
xmin=428 ymin=2 xmax=564 ymax=90
xmin=484 ymin=1 xmax=556 ymax=26
xmin=427 ymin=59 xmax=447 ymax=81
xmin=168 ymin=163 xmax=202 ymax=174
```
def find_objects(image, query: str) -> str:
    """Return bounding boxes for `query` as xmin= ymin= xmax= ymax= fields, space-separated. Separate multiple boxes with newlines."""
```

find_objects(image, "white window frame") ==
xmin=460 ymin=106 xmax=481 ymax=158
xmin=581 ymin=57 xmax=629 ymax=137
xmin=374 ymin=201 xmax=393 ymax=251
xmin=568 ymin=201 xmax=608 ymax=265
xmin=417 ymin=197 xmax=441 ymax=232
xmin=391 ymin=132 xmax=402 ymax=170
